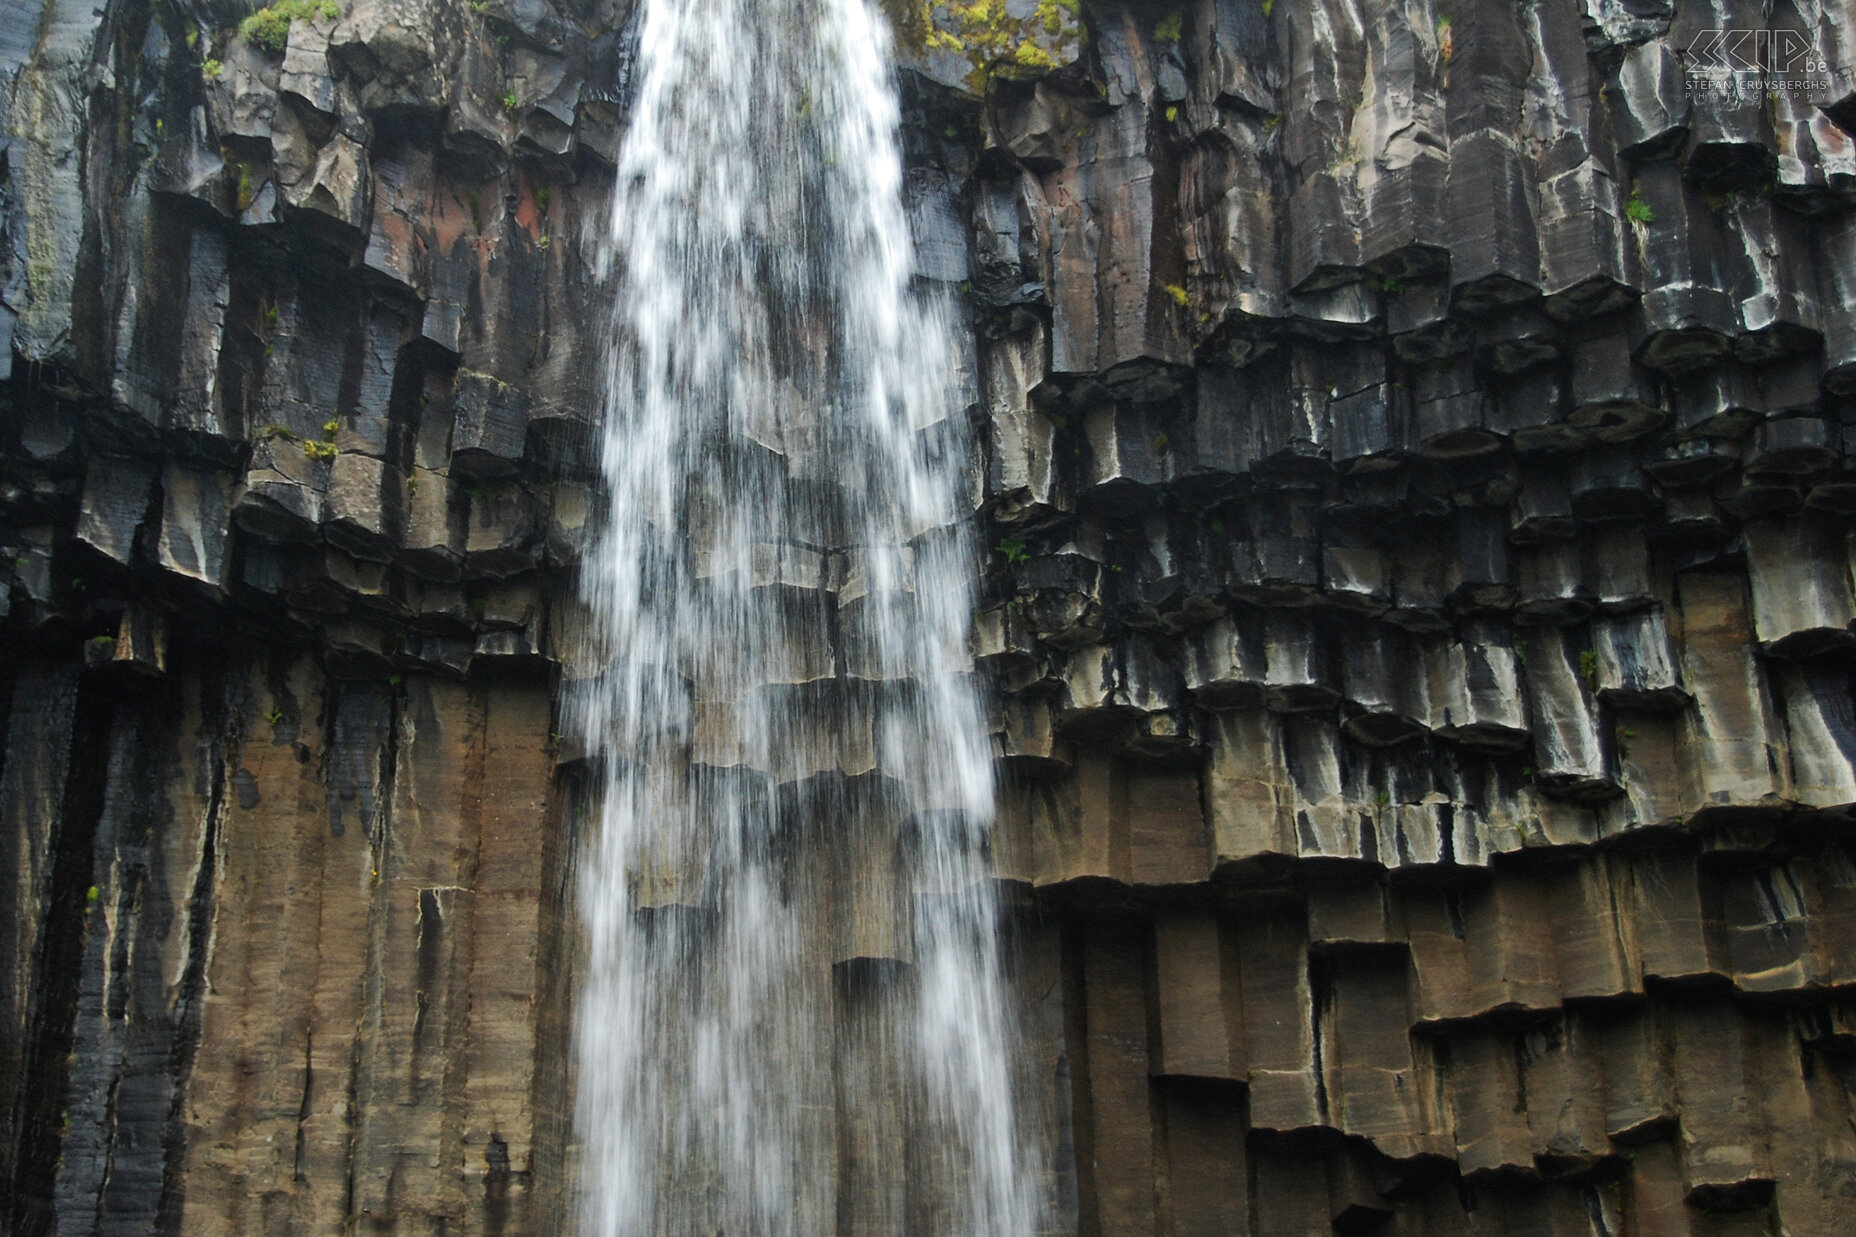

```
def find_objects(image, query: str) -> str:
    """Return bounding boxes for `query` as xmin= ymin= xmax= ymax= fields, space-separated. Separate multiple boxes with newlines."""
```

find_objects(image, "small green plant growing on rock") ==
xmin=994 ymin=538 xmax=1029 ymax=566
xmin=1013 ymin=41 xmax=1055 ymax=72
xmin=1162 ymin=282 xmax=1189 ymax=307
xmin=1579 ymin=648 xmax=1599 ymax=689
xmin=202 ymin=58 xmax=224 ymax=79
xmin=303 ymin=418 xmax=339 ymax=461
xmin=502 ymin=91 xmax=520 ymax=115
xmin=1373 ymin=790 xmax=1391 ymax=810
xmin=1625 ymin=187 xmax=1656 ymax=226
xmin=1378 ymin=273 xmax=1404 ymax=295
xmin=241 ymin=0 xmax=340 ymax=53
xmin=235 ymin=162 xmax=255 ymax=211
xmin=266 ymin=708 xmax=285 ymax=727
xmin=1154 ymin=10 xmax=1183 ymax=43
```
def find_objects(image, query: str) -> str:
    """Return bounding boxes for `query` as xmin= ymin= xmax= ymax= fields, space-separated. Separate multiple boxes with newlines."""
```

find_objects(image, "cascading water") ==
xmin=571 ymin=1 xmax=1038 ymax=1232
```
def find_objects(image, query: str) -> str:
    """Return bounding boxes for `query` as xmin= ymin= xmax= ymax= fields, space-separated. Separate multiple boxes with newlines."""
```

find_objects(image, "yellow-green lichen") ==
xmin=883 ymin=0 xmax=1082 ymax=93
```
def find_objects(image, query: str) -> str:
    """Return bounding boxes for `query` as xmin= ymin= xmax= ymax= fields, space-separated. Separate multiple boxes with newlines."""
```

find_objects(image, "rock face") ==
xmin=2 ymin=0 xmax=1855 ymax=1233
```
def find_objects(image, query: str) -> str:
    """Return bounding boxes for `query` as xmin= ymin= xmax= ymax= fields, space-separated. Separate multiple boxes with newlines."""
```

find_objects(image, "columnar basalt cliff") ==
xmin=3 ymin=0 xmax=1855 ymax=1233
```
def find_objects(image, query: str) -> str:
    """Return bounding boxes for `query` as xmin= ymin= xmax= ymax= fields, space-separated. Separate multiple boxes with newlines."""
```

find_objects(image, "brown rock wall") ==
xmin=0 ymin=647 xmax=568 ymax=1233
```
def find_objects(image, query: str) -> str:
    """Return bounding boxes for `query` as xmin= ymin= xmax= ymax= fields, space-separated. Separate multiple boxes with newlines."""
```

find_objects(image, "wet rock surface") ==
xmin=1 ymin=0 xmax=1855 ymax=1232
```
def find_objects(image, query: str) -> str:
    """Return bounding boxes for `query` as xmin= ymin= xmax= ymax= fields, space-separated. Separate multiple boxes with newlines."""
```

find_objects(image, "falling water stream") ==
xmin=571 ymin=0 xmax=1036 ymax=1232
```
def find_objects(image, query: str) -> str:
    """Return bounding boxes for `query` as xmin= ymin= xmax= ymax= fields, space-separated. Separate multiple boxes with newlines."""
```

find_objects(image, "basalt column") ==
xmin=3 ymin=0 xmax=1856 ymax=1234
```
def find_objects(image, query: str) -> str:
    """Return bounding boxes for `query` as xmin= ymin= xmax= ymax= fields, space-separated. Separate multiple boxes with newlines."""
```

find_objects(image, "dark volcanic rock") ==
xmin=4 ymin=0 xmax=1856 ymax=1233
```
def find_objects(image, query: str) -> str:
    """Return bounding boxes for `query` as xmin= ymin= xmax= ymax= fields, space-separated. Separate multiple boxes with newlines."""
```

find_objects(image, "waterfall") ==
xmin=571 ymin=1 xmax=1037 ymax=1232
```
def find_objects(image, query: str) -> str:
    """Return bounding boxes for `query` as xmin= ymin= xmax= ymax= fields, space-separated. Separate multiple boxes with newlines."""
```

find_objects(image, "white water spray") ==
xmin=571 ymin=1 xmax=1038 ymax=1232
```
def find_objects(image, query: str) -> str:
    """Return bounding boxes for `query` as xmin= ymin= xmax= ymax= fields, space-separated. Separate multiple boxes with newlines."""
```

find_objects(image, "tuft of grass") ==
xmin=1154 ymin=10 xmax=1183 ymax=42
xmin=240 ymin=0 xmax=340 ymax=54
xmin=995 ymin=538 xmax=1029 ymax=566
xmin=1625 ymin=188 xmax=1656 ymax=225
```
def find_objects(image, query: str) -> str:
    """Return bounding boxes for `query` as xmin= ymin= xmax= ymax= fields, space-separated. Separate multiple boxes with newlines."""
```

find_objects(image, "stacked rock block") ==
xmin=0 ymin=0 xmax=615 ymax=1230
xmin=1 ymin=0 xmax=628 ymax=681
xmin=0 ymin=650 xmax=574 ymax=1234
xmin=957 ymin=0 xmax=1856 ymax=1232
